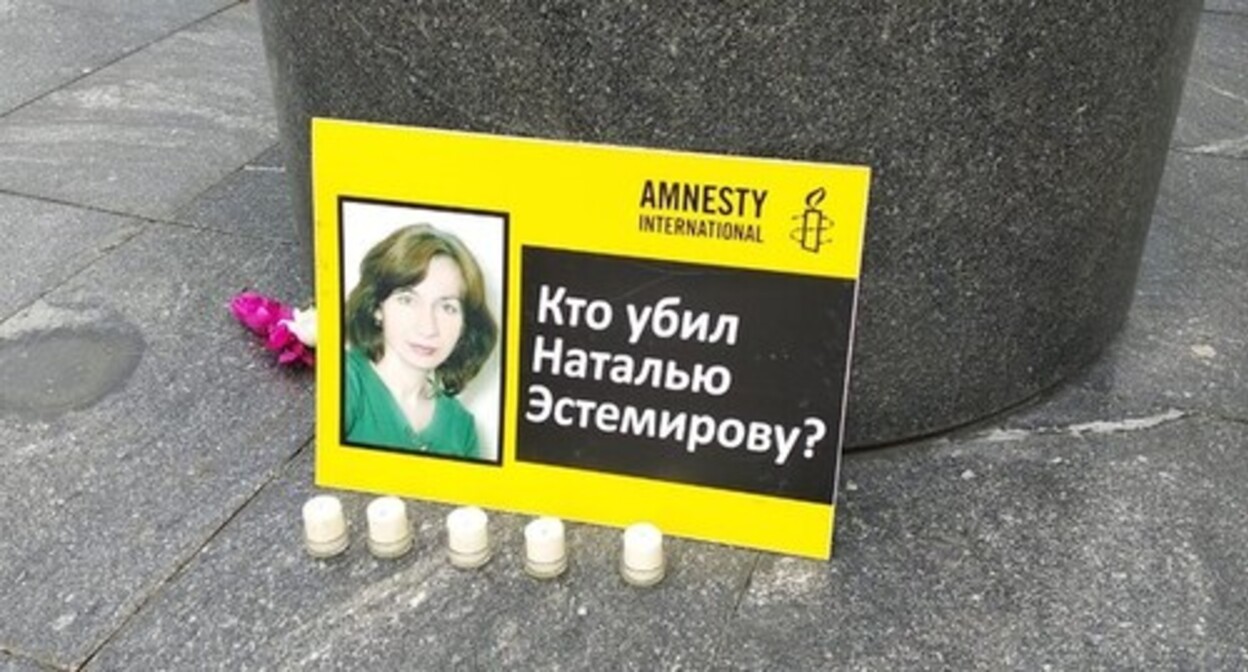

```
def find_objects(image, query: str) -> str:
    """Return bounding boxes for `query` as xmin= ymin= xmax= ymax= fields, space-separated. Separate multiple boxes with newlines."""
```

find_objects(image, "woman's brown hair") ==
xmin=345 ymin=224 xmax=497 ymax=396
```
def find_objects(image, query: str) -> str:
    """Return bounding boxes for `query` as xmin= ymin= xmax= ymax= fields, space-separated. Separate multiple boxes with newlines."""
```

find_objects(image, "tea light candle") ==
xmin=302 ymin=494 xmax=348 ymax=558
xmin=524 ymin=516 xmax=567 ymax=579
xmin=621 ymin=522 xmax=665 ymax=587
xmin=446 ymin=506 xmax=491 ymax=569
xmin=366 ymin=496 xmax=412 ymax=559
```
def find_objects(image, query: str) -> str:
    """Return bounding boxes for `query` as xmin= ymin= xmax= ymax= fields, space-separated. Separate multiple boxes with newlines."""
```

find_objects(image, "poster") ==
xmin=313 ymin=119 xmax=870 ymax=558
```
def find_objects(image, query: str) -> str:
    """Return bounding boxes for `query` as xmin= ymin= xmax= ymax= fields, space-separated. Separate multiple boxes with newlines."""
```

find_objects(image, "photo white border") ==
xmin=340 ymin=199 xmax=506 ymax=462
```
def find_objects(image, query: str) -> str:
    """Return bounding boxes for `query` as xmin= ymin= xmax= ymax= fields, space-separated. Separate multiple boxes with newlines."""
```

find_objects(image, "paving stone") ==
xmin=994 ymin=151 xmax=1248 ymax=432
xmin=1172 ymin=13 xmax=1248 ymax=158
xmin=715 ymin=417 xmax=1248 ymax=670
xmin=0 ymin=225 xmax=312 ymax=668
xmin=0 ymin=192 xmax=142 ymax=321
xmin=169 ymin=143 xmax=295 ymax=241
xmin=0 ymin=4 xmax=276 ymax=219
xmin=87 ymin=449 xmax=756 ymax=670
xmin=0 ymin=0 xmax=233 ymax=115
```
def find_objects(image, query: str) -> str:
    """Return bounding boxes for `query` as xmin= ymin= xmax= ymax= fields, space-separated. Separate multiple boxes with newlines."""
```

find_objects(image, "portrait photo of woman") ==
xmin=341 ymin=206 xmax=504 ymax=462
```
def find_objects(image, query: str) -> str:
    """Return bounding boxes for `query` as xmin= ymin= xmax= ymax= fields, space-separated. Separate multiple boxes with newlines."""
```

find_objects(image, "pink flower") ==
xmin=230 ymin=291 xmax=292 ymax=336
xmin=267 ymin=320 xmax=315 ymax=368
xmin=230 ymin=291 xmax=314 ymax=368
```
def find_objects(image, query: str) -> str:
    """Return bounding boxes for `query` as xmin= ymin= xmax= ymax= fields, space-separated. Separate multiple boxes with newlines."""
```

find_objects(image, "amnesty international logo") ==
xmin=790 ymin=187 xmax=833 ymax=253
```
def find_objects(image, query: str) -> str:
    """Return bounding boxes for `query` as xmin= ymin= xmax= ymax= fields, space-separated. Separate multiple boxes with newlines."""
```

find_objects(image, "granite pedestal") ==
xmin=255 ymin=1 xmax=1201 ymax=447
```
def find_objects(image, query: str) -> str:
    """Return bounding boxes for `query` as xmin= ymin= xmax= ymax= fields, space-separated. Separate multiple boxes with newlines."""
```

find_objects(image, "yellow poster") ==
xmin=313 ymin=119 xmax=870 ymax=559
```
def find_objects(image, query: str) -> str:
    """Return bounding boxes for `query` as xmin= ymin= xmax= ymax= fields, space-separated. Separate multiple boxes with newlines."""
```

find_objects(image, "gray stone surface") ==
xmin=245 ymin=143 xmax=286 ymax=168
xmin=256 ymin=0 xmax=1204 ymax=447
xmin=1172 ymin=13 xmax=1248 ymax=158
xmin=170 ymin=144 xmax=295 ymax=241
xmin=0 ymin=0 xmax=233 ymax=115
xmin=0 ymin=193 xmax=142 ymax=321
xmin=85 ymin=418 xmax=1248 ymax=669
xmin=997 ymin=151 xmax=1248 ymax=432
xmin=0 ymin=4 xmax=276 ymax=219
xmin=0 ymin=226 xmax=312 ymax=669
xmin=88 ymin=450 xmax=756 ymax=670
xmin=0 ymin=653 xmax=52 ymax=672
xmin=1205 ymin=1 xmax=1248 ymax=15
xmin=719 ymin=417 xmax=1248 ymax=669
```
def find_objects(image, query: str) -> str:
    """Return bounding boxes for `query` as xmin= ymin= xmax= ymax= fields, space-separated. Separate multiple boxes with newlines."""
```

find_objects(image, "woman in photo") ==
xmin=344 ymin=224 xmax=498 ymax=459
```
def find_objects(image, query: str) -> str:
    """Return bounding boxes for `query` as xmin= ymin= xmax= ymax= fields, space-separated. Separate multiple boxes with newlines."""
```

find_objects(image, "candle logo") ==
xmin=790 ymin=187 xmax=833 ymax=253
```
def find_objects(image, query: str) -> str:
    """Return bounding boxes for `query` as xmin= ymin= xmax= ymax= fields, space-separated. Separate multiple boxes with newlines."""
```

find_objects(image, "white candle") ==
xmin=524 ymin=517 xmax=567 ymax=579
xmin=446 ymin=506 xmax=491 ymax=569
xmin=621 ymin=522 xmax=665 ymax=587
xmin=365 ymin=496 xmax=412 ymax=559
xmin=302 ymin=494 xmax=348 ymax=558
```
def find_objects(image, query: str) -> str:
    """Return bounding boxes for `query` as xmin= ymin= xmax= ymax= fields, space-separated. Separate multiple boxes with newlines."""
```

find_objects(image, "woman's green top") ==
xmin=344 ymin=348 xmax=479 ymax=459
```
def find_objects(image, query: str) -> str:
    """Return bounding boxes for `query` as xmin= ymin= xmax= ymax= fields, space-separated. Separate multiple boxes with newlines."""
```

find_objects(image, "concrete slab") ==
xmin=0 ymin=193 xmax=142 ymax=321
xmin=0 ymin=225 xmax=312 ymax=668
xmin=718 ymin=417 xmax=1248 ymax=669
xmin=1172 ymin=13 xmax=1248 ymax=158
xmin=87 ymin=448 xmax=756 ymax=670
xmin=170 ymin=144 xmax=296 ymax=241
xmin=0 ymin=4 xmax=276 ymax=219
xmin=994 ymin=151 xmax=1248 ymax=432
xmin=0 ymin=0 xmax=233 ymax=115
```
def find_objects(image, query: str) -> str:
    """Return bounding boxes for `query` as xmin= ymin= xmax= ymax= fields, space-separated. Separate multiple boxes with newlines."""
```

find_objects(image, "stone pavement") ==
xmin=0 ymin=2 xmax=1244 ymax=670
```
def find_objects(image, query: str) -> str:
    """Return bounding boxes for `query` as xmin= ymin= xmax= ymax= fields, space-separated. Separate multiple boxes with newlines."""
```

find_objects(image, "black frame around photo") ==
xmin=337 ymin=196 xmax=509 ymax=466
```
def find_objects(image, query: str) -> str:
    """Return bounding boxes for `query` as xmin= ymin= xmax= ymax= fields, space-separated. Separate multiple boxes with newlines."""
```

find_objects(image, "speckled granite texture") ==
xmin=255 ymin=1 xmax=1202 ymax=447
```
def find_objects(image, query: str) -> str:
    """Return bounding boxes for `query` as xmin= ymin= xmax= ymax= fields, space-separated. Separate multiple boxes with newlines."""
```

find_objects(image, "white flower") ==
xmin=282 ymin=306 xmax=317 ymax=348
